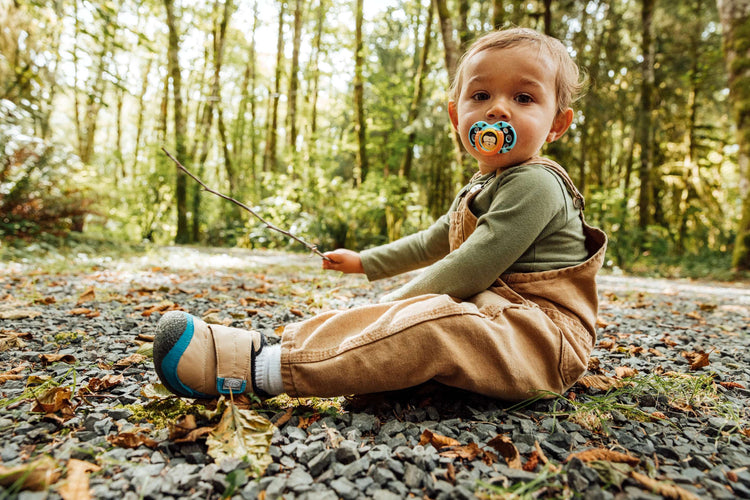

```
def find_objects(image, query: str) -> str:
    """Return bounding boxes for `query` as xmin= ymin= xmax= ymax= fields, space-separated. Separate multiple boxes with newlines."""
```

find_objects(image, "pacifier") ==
xmin=468 ymin=121 xmax=517 ymax=155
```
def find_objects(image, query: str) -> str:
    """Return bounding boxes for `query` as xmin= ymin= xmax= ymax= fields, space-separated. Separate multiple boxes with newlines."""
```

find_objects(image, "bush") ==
xmin=0 ymin=100 xmax=96 ymax=238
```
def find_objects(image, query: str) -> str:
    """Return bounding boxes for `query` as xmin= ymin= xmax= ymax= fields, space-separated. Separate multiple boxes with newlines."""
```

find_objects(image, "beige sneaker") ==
xmin=153 ymin=311 xmax=266 ymax=398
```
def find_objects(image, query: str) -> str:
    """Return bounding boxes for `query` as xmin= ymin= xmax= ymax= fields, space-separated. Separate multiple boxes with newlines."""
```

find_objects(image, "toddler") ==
xmin=153 ymin=27 xmax=607 ymax=402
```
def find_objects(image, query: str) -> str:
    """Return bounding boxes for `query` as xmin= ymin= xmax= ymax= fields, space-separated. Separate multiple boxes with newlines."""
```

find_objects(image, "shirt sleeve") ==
xmin=383 ymin=167 xmax=569 ymax=300
xmin=359 ymin=213 xmax=452 ymax=281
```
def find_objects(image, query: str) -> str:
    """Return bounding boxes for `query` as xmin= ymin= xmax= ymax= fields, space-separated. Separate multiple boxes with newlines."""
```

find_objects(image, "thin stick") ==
xmin=162 ymin=148 xmax=332 ymax=262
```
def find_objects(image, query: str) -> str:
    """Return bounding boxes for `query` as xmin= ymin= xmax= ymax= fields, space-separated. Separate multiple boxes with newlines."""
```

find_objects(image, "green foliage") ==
xmin=0 ymin=101 xmax=97 ymax=239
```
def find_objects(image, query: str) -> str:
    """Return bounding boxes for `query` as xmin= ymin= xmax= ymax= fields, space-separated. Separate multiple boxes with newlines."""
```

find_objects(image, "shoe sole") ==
xmin=153 ymin=311 xmax=214 ymax=399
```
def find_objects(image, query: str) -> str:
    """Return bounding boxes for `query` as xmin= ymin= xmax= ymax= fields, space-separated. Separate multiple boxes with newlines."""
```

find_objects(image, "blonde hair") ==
xmin=449 ymin=28 xmax=586 ymax=114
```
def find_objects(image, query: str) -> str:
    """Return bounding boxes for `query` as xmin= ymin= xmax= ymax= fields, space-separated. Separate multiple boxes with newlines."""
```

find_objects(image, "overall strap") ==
xmin=520 ymin=156 xmax=585 ymax=210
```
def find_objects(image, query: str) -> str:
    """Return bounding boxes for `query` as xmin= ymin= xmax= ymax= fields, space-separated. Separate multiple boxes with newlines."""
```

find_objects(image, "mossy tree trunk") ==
xmin=717 ymin=0 xmax=750 ymax=270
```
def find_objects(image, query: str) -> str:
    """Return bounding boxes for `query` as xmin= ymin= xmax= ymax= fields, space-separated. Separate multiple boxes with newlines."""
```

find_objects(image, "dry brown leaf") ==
xmin=523 ymin=450 xmax=540 ymax=471
xmin=439 ymin=442 xmax=484 ymax=462
xmin=114 ymin=353 xmax=147 ymax=370
xmin=615 ymin=366 xmax=638 ymax=378
xmin=0 ymin=333 xmax=26 ymax=352
xmin=419 ymin=429 xmax=461 ymax=450
xmin=587 ymin=357 xmax=602 ymax=373
xmin=272 ymin=407 xmax=294 ymax=428
xmin=77 ymin=287 xmax=96 ymax=305
xmin=32 ymin=386 xmax=74 ymax=416
xmin=58 ymin=459 xmax=101 ymax=500
xmin=0 ymin=455 xmax=60 ymax=491
xmin=629 ymin=470 xmax=700 ymax=500
xmin=0 ymin=308 xmax=42 ymax=320
xmin=168 ymin=414 xmax=198 ymax=440
xmin=567 ymin=448 xmax=640 ymax=466
xmin=486 ymin=435 xmax=522 ymax=469
xmin=82 ymin=374 xmax=125 ymax=394
xmin=0 ymin=364 xmax=27 ymax=385
xmin=719 ymin=381 xmax=746 ymax=389
xmin=681 ymin=349 xmax=712 ymax=370
xmin=40 ymin=353 xmax=77 ymax=365
xmin=576 ymin=375 xmax=624 ymax=391
xmin=173 ymin=426 xmax=214 ymax=443
xmin=107 ymin=430 xmax=159 ymax=449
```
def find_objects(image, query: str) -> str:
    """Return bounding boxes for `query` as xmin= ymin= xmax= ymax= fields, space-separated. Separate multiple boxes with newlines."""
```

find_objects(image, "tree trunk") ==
xmin=492 ymin=0 xmax=504 ymax=29
xmin=543 ymin=0 xmax=553 ymax=36
xmin=309 ymin=0 xmax=327 ymax=137
xmin=637 ymin=0 xmax=656 ymax=229
xmin=263 ymin=0 xmax=286 ymax=174
xmin=191 ymin=0 xmax=233 ymax=242
xmin=132 ymin=59 xmax=152 ymax=176
xmin=433 ymin=0 xmax=468 ymax=173
xmin=353 ymin=0 xmax=368 ymax=185
xmin=400 ymin=3 xmax=433 ymax=180
xmin=288 ymin=0 xmax=305 ymax=150
xmin=717 ymin=0 xmax=750 ymax=270
xmin=164 ymin=0 xmax=189 ymax=244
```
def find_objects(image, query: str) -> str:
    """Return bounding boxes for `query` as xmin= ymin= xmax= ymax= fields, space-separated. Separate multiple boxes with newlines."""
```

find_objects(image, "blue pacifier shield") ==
xmin=468 ymin=121 xmax=516 ymax=155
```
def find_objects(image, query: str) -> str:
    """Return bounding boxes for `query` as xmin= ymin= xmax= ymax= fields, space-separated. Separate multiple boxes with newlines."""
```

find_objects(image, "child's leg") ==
xmin=154 ymin=290 xmax=592 ymax=401
xmin=279 ymin=291 xmax=593 ymax=400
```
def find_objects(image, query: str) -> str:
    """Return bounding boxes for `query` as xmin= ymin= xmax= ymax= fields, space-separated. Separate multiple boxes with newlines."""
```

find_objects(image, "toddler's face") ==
xmin=449 ymin=44 xmax=572 ymax=174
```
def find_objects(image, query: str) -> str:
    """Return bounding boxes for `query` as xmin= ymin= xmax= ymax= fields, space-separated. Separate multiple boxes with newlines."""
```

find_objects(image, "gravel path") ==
xmin=1 ymin=247 xmax=749 ymax=499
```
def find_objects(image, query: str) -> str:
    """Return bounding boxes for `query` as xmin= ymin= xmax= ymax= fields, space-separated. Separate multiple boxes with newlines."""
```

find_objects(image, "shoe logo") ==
xmin=222 ymin=378 xmax=245 ymax=391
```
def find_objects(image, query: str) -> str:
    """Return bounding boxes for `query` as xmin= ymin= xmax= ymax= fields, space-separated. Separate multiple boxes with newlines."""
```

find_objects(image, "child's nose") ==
xmin=486 ymin=98 xmax=510 ymax=121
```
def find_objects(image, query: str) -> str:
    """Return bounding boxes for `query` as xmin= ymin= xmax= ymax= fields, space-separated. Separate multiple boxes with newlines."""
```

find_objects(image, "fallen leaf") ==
xmin=0 ymin=455 xmax=60 ymax=491
xmin=32 ymin=386 xmax=74 ymax=417
xmin=140 ymin=383 xmax=175 ymax=399
xmin=114 ymin=353 xmax=147 ymax=370
xmin=272 ymin=407 xmax=294 ymax=428
xmin=77 ymin=287 xmax=96 ymax=304
xmin=0 ymin=333 xmax=26 ymax=352
xmin=69 ymin=308 xmax=100 ymax=318
xmin=419 ymin=429 xmax=461 ymax=450
xmin=0 ymin=364 xmax=27 ymax=385
xmin=81 ymin=374 xmax=124 ymax=394
xmin=629 ymin=470 xmax=700 ymax=500
xmin=567 ymin=448 xmax=640 ymax=466
xmin=681 ymin=349 xmax=712 ymax=370
xmin=523 ymin=450 xmax=540 ymax=471
xmin=719 ymin=381 xmax=746 ymax=389
xmin=40 ymin=353 xmax=77 ymax=365
xmin=587 ymin=357 xmax=602 ymax=373
xmin=206 ymin=402 xmax=274 ymax=475
xmin=107 ymin=430 xmax=159 ymax=449
xmin=576 ymin=375 xmax=624 ymax=391
xmin=615 ymin=366 xmax=638 ymax=378
xmin=58 ymin=459 xmax=101 ymax=500
xmin=0 ymin=308 xmax=42 ymax=320
xmin=439 ymin=442 xmax=488 ymax=463
xmin=486 ymin=435 xmax=522 ymax=469
xmin=588 ymin=460 xmax=632 ymax=489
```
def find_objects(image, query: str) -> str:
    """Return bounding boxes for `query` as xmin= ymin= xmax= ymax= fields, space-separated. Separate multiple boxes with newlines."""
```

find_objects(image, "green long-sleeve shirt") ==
xmin=360 ymin=163 xmax=589 ymax=301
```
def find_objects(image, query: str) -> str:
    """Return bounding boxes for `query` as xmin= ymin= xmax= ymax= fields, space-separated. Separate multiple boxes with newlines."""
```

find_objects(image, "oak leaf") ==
xmin=681 ymin=349 xmax=712 ymax=370
xmin=576 ymin=375 xmax=624 ymax=391
xmin=107 ymin=430 xmax=159 ymax=449
xmin=40 ymin=353 xmax=77 ymax=365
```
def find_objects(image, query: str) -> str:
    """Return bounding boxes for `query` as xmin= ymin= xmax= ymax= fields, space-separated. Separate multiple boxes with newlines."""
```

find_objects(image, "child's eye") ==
xmin=515 ymin=94 xmax=534 ymax=104
xmin=472 ymin=92 xmax=490 ymax=101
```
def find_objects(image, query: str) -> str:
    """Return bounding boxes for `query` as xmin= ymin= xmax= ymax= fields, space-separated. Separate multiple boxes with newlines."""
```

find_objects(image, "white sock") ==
xmin=254 ymin=344 xmax=284 ymax=396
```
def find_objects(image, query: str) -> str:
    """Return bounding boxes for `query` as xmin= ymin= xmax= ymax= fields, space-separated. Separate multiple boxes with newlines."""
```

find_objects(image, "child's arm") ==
xmin=322 ymin=249 xmax=365 ymax=274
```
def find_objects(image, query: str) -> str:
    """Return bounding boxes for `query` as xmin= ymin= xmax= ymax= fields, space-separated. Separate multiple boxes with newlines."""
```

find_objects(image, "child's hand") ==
xmin=322 ymin=249 xmax=364 ymax=274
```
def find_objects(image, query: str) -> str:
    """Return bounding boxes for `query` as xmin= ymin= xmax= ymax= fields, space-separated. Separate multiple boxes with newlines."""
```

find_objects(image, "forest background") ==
xmin=2 ymin=0 xmax=750 ymax=280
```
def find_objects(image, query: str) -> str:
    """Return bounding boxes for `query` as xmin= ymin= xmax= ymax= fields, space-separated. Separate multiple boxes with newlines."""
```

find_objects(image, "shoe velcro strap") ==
xmin=208 ymin=324 xmax=259 ymax=395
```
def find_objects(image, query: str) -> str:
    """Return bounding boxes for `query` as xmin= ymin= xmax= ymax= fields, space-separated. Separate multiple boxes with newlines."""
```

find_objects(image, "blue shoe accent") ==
xmin=217 ymin=377 xmax=247 ymax=395
xmin=160 ymin=314 xmax=213 ymax=399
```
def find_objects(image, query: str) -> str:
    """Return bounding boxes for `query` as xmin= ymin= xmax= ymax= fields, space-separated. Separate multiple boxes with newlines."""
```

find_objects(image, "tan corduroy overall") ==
xmin=280 ymin=158 xmax=607 ymax=401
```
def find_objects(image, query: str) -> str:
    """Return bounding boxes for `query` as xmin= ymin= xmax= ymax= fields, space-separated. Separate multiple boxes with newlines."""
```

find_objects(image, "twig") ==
xmin=162 ymin=148 xmax=332 ymax=262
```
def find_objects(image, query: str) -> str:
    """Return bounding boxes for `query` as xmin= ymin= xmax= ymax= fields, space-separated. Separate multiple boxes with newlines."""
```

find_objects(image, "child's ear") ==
xmin=448 ymin=101 xmax=459 ymax=130
xmin=546 ymin=108 xmax=574 ymax=143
